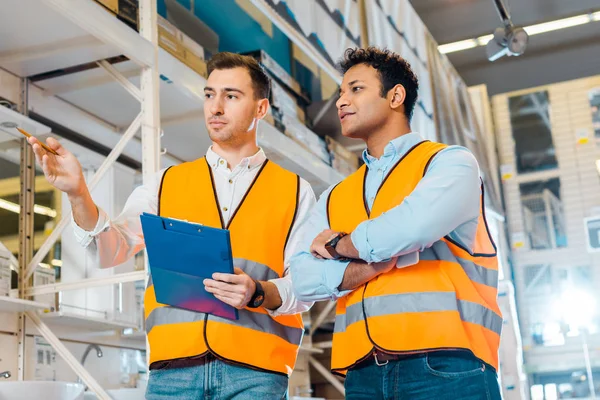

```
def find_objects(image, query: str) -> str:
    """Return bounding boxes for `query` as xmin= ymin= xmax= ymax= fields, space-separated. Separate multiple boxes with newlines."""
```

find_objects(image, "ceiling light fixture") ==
xmin=439 ymin=10 xmax=600 ymax=55
xmin=0 ymin=198 xmax=57 ymax=218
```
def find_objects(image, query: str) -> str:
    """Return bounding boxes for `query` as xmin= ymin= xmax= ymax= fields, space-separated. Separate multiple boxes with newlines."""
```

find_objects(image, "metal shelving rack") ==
xmin=0 ymin=1 xmax=351 ymax=398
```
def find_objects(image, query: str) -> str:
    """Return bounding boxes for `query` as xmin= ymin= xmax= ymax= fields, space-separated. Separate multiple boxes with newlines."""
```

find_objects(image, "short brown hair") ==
xmin=207 ymin=52 xmax=271 ymax=100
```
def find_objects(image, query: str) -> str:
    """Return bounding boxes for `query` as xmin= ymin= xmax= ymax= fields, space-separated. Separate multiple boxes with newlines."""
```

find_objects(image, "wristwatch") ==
xmin=247 ymin=279 xmax=265 ymax=308
xmin=324 ymin=232 xmax=347 ymax=259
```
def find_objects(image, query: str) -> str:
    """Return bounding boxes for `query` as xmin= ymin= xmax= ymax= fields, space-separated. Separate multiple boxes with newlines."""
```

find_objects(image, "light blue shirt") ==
xmin=290 ymin=132 xmax=481 ymax=301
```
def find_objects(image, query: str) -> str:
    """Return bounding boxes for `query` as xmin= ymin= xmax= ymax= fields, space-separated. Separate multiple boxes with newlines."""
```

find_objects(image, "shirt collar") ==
xmin=206 ymin=146 xmax=266 ymax=171
xmin=362 ymin=132 xmax=425 ymax=167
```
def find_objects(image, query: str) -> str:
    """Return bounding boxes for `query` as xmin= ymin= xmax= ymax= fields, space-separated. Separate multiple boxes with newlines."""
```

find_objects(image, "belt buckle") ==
xmin=373 ymin=351 xmax=389 ymax=367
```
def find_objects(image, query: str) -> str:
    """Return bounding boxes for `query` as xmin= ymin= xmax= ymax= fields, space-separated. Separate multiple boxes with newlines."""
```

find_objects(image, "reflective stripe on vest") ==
xmin=146 ymin=306 xmax=303 ymax=345
xmin=146 ymin=157 xmax=303 ymax=375
xmin=420 ymin=241 xmax=499 ymax=289
xmin=334 ymin=292 xmax=503 ymax=336
xmin=327 ymin=140 xmax=502 ymax=375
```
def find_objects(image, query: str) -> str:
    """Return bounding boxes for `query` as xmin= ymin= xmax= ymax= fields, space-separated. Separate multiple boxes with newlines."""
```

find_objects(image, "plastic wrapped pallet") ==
xmin=283 ymin=115 xmax=330 ymax=165
xmin=271 ymin=80 xmax=306 ymax=124
xmin=326 ymin=136 xmax=359 ymax=176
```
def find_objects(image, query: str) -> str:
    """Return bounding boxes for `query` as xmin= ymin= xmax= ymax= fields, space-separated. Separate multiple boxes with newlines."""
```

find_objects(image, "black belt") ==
xmin=354 ymin=349 xmax=478 ymax=369
xmin=150 ymin=353 xmax=214 ymax=371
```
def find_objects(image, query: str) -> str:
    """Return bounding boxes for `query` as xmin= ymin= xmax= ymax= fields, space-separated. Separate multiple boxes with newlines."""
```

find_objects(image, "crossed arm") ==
xmin=290 ymin=146 xmax=481 ymax=301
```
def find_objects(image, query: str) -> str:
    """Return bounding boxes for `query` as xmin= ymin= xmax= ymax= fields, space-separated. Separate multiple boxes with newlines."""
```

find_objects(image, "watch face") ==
xmin=253 ymin=294 xmax=264 ymax=307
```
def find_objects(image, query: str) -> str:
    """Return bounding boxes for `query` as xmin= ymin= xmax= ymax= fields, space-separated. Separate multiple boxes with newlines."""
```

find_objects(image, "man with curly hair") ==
xmin=290 ymin=47 xmax=503 ymax=399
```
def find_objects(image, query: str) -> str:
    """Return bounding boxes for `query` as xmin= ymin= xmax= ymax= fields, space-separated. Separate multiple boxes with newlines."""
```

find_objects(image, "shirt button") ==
xmin=223 ymin=207 xmax=228 ymax=212
xmin=219 ymin=160 xmax=224 ymax=165
xmin=229 ymin=179 xmax=233 ymax=184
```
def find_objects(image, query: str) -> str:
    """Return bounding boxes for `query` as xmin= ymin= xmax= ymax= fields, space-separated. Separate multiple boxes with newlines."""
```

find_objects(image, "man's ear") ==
xmin=256 ymin=98 xmax=270 ymax=120
xmin=389 ymin=84 xmax=406 ymax=110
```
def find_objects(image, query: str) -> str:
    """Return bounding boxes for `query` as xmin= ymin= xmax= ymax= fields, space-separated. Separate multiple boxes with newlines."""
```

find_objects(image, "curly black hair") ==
xmin=337 ymin=47 xmax=419 ymax=121
xmin=207 ymin=52 xmax=271 ymax=100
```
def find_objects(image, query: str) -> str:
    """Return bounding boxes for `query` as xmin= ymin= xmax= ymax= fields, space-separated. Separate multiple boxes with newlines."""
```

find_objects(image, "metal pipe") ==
xmin=492 ymin=0 xmax=512 ymax=26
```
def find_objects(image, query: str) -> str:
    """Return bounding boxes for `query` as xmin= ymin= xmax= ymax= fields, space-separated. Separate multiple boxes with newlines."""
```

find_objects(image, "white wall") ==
xmin=493 ymin=75 xmax=600 ymax=377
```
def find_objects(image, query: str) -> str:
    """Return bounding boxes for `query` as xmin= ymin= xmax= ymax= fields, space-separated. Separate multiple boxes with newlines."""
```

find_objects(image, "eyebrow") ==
xmin=339 ymin=80 xmax=365 ymax=95
xmin=204 ymin=86 xmax=245 ymax=95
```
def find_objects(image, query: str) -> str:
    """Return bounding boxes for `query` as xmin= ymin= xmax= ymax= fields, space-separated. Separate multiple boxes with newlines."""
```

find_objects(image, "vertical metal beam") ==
xmin=17 ymin=78 xmax=33 ymax=381
xmin=543 ymin=189 xmax=557 ymax=249
xmin=358 ymin=0 xmax=370 ymax=48
xmin=139 ymin=0 xmax=161 ymax=370
xmin=139 ymin=0 xmax=161 ymax=183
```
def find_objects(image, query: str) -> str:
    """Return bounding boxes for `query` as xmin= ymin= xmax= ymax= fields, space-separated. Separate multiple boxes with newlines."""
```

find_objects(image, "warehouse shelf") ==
xmin=0 ymin=1 xmax=345 ymax=193
xmin=1 ymin=0 xmax=351 ymax=396
xmin=40 ymin=311 xmax=139 ymax=332
xmin=0 ymin=296 xmax=52 ymax=313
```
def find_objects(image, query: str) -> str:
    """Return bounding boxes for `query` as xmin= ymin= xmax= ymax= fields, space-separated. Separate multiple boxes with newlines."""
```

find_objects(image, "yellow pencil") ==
xmin=16 ymin=127 xmax=59 ymax=155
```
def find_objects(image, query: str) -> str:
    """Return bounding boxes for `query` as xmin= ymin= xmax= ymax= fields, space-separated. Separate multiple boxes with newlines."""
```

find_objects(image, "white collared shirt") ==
xmin=72 ymin=147 xmax=315 ymax=316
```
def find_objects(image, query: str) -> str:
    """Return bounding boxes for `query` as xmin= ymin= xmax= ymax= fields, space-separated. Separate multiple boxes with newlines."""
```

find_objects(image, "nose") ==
xmin=336 ymin=93 xmax=349 ymax=110
xmin=209 ymin=95 xmax=224 ymax=116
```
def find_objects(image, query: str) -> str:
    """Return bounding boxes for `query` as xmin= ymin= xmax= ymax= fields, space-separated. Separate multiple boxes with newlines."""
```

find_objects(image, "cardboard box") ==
xmin=158 ymin=16 xmax=186 ymax=61
xmin=95 ymin=0 xmax=118 ymax=14
xmin=116 ymin=0 xmax=138 ymax=28
xmin=158 ymin=16 xmax=207 ymax=78
xmin=184 ymin=50 xmax=208 ymax=78
xmin=94 ymin=0 xmax=137 ymax=28
xmin=0 ymin=253 xmax=12 ymax=297
xmin=33 ymin=267 xmax=56 ymax=310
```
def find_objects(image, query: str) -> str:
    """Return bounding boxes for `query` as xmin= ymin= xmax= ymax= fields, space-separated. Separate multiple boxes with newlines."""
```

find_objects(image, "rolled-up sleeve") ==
xmin=290 ymin=185 xmax=352 ymax=302
xmin=350 ymin=146 xmax=481 ymax=263
xmin=71 ymin=169 xmax=165 ymax=268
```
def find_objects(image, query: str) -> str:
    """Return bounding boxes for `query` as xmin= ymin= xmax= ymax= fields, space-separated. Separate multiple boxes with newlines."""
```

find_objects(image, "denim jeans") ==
xmin=344 ymin=351 xmax=503 ymax=400
xmin=145 ymin=354 xmax=288 ymax=400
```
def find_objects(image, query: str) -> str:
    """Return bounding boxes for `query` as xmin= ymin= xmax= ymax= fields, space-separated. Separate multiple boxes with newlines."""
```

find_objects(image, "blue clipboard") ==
xmin=140 ymin=212 xmax=239 ymax=320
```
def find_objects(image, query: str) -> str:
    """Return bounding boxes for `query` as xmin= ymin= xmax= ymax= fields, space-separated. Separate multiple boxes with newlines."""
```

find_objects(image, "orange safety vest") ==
xmin=144 ymin=157 xmax=304 ymax=376
xmin=328 ymin=140 xmax=502 ymax=376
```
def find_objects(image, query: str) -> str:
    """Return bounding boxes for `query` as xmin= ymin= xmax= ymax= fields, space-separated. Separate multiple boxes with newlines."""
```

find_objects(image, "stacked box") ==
xmin=33 ymin=267 xmax=56 ymax=310
xmin=326 ymin=136 xmax=360 ymax=176
xmin=242 ymin=50 xmax=303 ymax=98
xmin=157 ymin=16 xmax=207 ymax=78
xmin=271 ymin=80 xmax=306 ymax=124
xmin=243 ymin=50 xmax=309 ymax=125
xmin=283 ymin=115 xmax=330 ymax=165
xmin=94 ymin=0 xmax=138 ymax=29
xmin=0 ymin=251 xmax=11 ymax=297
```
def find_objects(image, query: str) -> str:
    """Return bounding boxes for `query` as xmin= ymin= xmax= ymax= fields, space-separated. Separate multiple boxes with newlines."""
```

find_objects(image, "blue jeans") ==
xmin=145 ymin=355 xmax=288 ymax=399
xmin=344 ymin=351 xmax=502 ymax=400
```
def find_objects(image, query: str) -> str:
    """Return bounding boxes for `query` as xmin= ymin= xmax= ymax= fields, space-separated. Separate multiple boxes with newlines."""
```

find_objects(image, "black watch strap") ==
xmin=247 ymin=280 xmax=265 ymax=308
xmin=325 ymin=232 xmax=347 ymax=259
